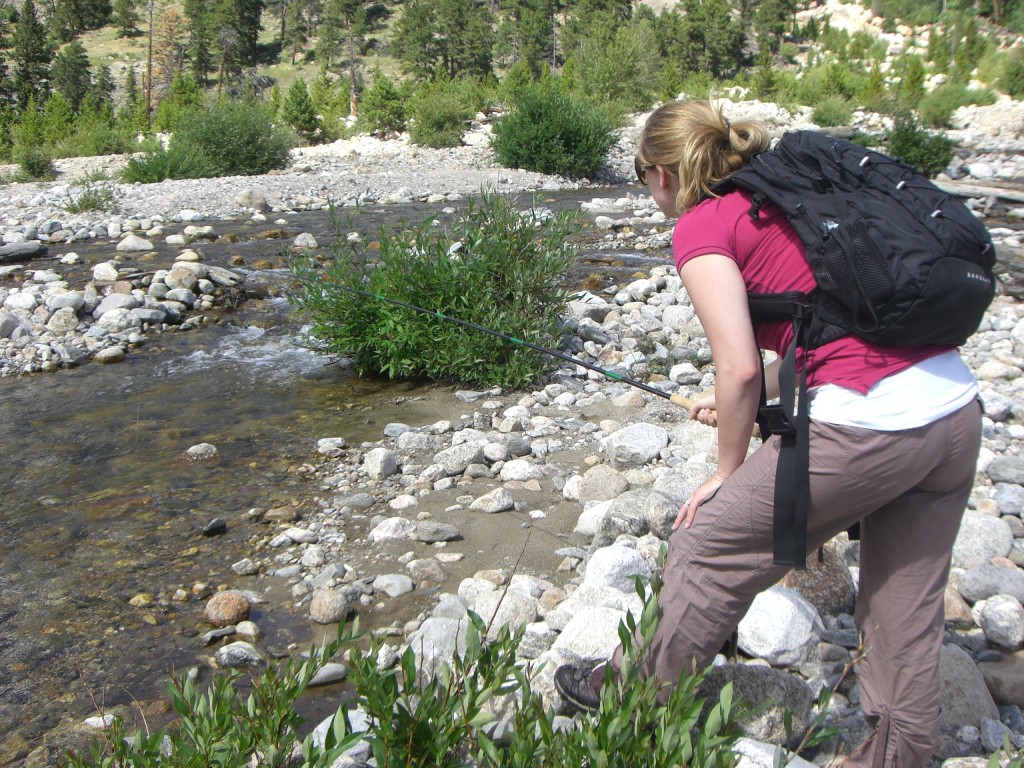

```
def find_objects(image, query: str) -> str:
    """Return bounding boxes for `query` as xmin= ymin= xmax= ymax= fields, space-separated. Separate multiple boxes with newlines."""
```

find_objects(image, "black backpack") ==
xmin=713 ymin=130 xmax=997 ymax=569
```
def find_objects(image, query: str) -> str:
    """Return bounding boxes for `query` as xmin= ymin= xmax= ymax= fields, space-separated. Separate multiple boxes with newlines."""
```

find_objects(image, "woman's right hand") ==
xmin=689 ymin=395 xmax=718 ymax=427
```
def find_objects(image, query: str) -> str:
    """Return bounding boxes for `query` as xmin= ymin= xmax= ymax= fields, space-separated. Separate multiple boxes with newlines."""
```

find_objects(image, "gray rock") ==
xmin=185 ymin=443 xmax=218 ymax=461
xmin=368 ymin=517 xmax=417 ymax=542
xmin=579 ymin=464 xmax=630 ymax=503
xmin=310 ymin=588 xmax=353 ymax=624
xmin=46 ymin=306 xmax=79 ymax=333
xmin=0 ymin=310 xmax=19 ymax=339
xmin=293 ymin=232 xmax=318 ymax=249
xmin=549 ymin=605 xmax=628 ymax=660
xmin=499 ymin=458 xmax=542 ymax=482
xmin=975 ymin=594 xmax=1024 ymax=649
xmin=980 ymin=717 xmax=1014 ymax=751
xmin=583 ymin=544 xmax=652 ymax=593
xmin=93 ymin=293 xmax=141 ymax=318
xmin=702 ymin=665 xmax=814 ymax=745
xmin=116 ymin=233 xmax=153 ymax=252
xmin=0 ymin=241 xmax=46 ymax=263
xmin=236 ymin=189 xmax=269 ymax=211
xmin=406 ymin=617 xmax=469 ymax=682
xmin=958 ymin=563 xmax=1024 ymax=604
xmin=732 ymin=738 xmax=817 ymax=768
xmin=215 ymin=641 xmax=264 ymax=668
xmin=398 ymin=431 xmax=436 ymax=452
xmin=953 ymin=511 xmax=1014 ymax=569
xmin=434 ymin=440 xmax=486 ymax=475
xmin=737 ymin=586 xmax=823 ymax=666
xmin=940 ymin=643 xmax=1000 ymax=728
xmin=990 ymin=458 xmax=1024 ymax=485
xmin=470 ymin=588 xmax=538 ymax=641
xmin=980 ymin=391 xmax=1015 ymax=421
xmin=308 ymin=662 xmax=348 ymax=686
xmin=416 ymin=520 xmax=461 ymax=543
xmin=469 ymin=487 xmax=515 ymax=513
xmin=994 ymin=483 xmax=1024 ymax=516
xmin=373 ymin=574 xmax=414 ymax=597
xmin=407 ymin=558 xmax=448 ymax=583
xmin=601 ymin=423 xmax=669 ymax=469
xmin=364 ymin=448 xmax=398 ymax=480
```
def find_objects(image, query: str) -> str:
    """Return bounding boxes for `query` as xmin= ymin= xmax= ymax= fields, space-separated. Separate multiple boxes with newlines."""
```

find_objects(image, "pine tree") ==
xmin=51 ymin=39 xmax=92 ymax=111
xmin=390 ymin=0 xmax=494 ymax=79
xmin=281 ymin=76 xmax=319 ymax=141
xmin=112 ymin=0 xmax=138 ymax=36
xmin=12 ymin=0 xmax=54 ymax=110
xmin=84 ymin=63 xmax=116 ymax=113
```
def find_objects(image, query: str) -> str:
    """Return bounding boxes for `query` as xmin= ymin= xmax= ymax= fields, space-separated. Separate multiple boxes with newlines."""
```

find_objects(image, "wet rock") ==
xmin=203 ymin=592 xmax=251 ymax=626
xmin=310 ymin=588 xmax=353 ymax=624
xmin=186 ymin=442 xmax=219 ymax=461
xmin=308 ymin=662 xmax=348 ymax=686
xmin=202 ymin=518 xmax=227 ymax=536
xmin=215 ymin=641 xmax=263 ymax=668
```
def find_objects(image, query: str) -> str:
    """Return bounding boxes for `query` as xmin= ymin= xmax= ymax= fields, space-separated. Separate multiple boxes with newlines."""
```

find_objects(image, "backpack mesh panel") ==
xmin=817 ymin=219 xmax=894 ymax=323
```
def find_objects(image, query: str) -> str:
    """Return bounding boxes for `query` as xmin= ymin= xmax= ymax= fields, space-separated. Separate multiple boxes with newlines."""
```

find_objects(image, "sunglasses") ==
xmin=634 ymin=157 xmax=656 ymax=185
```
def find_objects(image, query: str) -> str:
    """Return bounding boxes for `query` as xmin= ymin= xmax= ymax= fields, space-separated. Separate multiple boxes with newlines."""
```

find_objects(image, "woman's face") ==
xmin=646 ymin=165 xmax=681 ymax=218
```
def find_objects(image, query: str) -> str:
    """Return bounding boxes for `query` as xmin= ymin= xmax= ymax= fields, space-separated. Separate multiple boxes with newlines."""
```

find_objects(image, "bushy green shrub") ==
xmin=64 ymin=180 xmax=115 ymax=212
xmin=917 ymin=83 xmax=995 ymax=128
xmin=121 ymin=140 xmax=213 ymax=183
xmin=14 ymin=144 xmax=55 ymax=179
xmin=12 ymin=98 xmax=54 ymax=179
xmin=126 ymin=96 xmax=294 ymax=181
xmin=885 ymin=113 xmax=956 ymax=178
xmin=812 ymin=95 xmax=853 ymax=126
xmin=64 ymin=555 xmax=769 ymax=768
xmin=491 ymin=81 xmax=615 ymax=178
xmin=290 ymin=192 xmax=579 ymax=389
xmin=1002 ymin=49 xmax=1024 ymax=99
xmin=176 ymin=97 xmax=294 ymax=176
xmin=409 ymin=89 xmax=473 ymax=148
xmin=64 ymin=629 xmax=360 ymax=768
xmin=796 ymin=61 xmax=863 ymax=106
xmin=53 ymin=104 xmax=136 ymax=159
xmin=359 ymin=70 xmax=408 ymax=134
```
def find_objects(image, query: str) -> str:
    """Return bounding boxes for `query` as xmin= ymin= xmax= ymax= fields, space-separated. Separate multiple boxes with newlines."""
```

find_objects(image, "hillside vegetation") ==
xmin=0 ymin=0 xmax=1023 ymax=180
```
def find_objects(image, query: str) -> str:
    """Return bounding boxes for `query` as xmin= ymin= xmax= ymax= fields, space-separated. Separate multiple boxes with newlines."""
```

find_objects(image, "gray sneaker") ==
xmin=554 ymin=663 xmax=601 ymax=713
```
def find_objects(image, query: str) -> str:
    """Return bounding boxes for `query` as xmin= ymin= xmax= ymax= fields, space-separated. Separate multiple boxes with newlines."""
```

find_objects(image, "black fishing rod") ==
xmin=334 ymin=284 xmax=695 ymax=409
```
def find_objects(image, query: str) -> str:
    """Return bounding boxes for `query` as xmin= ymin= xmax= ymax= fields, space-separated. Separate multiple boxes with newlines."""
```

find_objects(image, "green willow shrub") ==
xmin=409 ymin=84 xmax=474 ymax=148
xmin=175 ymin=96 xmax=294 ymax=177
xmin=917 ymin=83 xmax=996 ymax=128
xmin=123 ymin=97 xmax=294 ymax=182
xmin=290 ymin=192 xmax=579 ymax=389
xmin=66 ymin=557 xmax=752 ymax=768
xmin=122 ymin=141 xmax=213 ymax=183
xmin=491 ymin=81 xmax=616 ymax=177
xmin=886 ymin=113 xmax=956 ymax=178
xmin=812 ymin=96 xmax=853 ymax=127
xmin=64 ymin=629 xmax=360 ymax=768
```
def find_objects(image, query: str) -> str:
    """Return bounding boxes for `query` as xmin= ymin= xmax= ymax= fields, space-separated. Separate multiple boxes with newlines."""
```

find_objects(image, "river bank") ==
xmin=2 ymin=100 xmax=1024 ymax=767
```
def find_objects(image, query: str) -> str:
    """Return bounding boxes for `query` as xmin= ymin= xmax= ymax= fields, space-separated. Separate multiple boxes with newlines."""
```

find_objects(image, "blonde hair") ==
xmin=636 ymin=100 xmax=770 ymax=213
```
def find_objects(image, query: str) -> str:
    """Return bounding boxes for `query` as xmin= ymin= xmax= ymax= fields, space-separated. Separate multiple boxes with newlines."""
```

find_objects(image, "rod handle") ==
xmin=670 ymin=393 xmax=696 ymax=410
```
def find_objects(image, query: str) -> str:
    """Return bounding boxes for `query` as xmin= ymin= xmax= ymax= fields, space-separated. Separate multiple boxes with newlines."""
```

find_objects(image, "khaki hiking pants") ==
xmin=612 ymin=399 xmax=982 ymax=768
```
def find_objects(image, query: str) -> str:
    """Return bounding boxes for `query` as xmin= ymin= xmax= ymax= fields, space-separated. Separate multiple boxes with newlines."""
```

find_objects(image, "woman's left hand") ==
xmin=673 ymin=472 xmax=726 ymax=531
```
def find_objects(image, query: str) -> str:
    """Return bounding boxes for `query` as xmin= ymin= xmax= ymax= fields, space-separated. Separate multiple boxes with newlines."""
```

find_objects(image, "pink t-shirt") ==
xmin=673 ymin=190 xmax=947 ymax=393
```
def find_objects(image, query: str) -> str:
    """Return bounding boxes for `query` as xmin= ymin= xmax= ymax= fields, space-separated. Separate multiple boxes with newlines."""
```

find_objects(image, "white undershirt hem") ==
xmin=808 ymin=350 xmax=978 ymax=431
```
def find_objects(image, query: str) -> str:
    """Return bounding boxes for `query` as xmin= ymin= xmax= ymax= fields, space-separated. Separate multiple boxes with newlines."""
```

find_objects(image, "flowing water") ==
xmin=0 ymin=189 xmax=683 ymax=761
